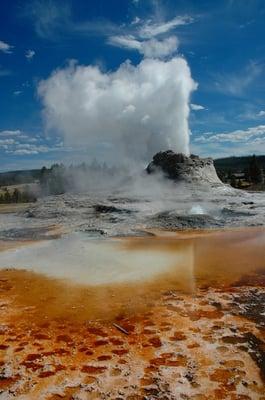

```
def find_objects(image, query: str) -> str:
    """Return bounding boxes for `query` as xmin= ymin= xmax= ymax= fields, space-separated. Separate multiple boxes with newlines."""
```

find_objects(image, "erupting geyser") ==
xmin=38 ymin=57 xmax=197 ymax=162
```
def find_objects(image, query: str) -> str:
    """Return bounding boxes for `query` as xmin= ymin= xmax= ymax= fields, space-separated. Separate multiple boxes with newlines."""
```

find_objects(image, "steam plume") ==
xmin=38 ymin=57 xmax=197 ymax=163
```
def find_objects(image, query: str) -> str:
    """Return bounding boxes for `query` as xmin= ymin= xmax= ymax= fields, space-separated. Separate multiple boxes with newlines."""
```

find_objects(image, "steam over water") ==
xmin=0 ymin=228 xmax=265 ymax=291
xmin=0 ymin=233 xmax=191 ymax=285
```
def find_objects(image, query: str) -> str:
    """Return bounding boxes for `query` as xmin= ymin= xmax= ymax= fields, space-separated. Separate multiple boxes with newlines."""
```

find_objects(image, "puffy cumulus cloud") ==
xmin=108 ymin=35 xmax=178 ymax=58
xmin=38 ymin=57 xmax=197 ymax=163
xmin=142 ymin=36 xmax=178 ymax=58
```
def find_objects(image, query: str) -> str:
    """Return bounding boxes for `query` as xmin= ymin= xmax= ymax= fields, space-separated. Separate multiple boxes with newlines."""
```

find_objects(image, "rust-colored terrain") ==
xmin=0 ymin=228 xmax=265 ymax=399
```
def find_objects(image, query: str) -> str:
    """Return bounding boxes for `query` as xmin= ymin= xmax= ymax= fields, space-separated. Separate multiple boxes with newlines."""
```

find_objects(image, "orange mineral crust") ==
xmin=0 ymin=228 xmax=265 ymax=399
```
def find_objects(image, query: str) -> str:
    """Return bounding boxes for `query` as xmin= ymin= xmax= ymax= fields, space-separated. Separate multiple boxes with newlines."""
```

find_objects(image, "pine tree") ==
xmin=248 ymin=155 xmax=263 ymax=184
xmin=4 ymin=189 xmax=11 ymax=203
xmin=12 ymin=188 xmax=20 ymax=203
xmin=230 ymin=175 xmax=237 ymax=188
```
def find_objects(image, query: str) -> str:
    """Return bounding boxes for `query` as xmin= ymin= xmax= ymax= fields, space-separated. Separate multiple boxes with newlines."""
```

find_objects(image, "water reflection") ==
xmin=0 ymin=228 xmax=264 ymax=321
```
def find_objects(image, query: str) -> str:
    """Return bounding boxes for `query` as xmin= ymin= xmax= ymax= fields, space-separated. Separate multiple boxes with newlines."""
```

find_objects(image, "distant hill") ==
xmin=214 ymin=155 xmax=265 ymax=172
xmin=0 ymin=169 xmax=41 ymax=187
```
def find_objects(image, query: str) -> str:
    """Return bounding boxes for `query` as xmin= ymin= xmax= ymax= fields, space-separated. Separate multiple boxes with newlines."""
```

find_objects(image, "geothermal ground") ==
xmin=0 ymin=186 xmax=265 ymax=399
xmin=1 ymin=180 xmax=265 ymax=238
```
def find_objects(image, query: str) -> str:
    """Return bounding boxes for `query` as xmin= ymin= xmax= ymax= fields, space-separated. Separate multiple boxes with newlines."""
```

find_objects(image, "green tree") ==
xmin=12 ymin=188 xmax=20 ymax=203
xmin=249 ymin=155 xmax=263 ymax=184
xmin=4 ymin=189 xmax=11 ymax=203
xmin=230 ymin=175 xmax=237 ymax=188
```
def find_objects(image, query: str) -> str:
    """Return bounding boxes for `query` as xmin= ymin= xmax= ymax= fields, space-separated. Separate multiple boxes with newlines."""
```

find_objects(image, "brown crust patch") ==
xmin=81 ymin=365 xmax=107 ymax=374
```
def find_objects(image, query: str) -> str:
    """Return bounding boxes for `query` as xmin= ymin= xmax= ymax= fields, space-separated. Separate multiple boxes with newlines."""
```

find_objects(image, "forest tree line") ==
xmin=0 ymin=155 xmax=265 ymax=204
xmin=215 ymin=155 xmax=264 ymax=189
xmin=0 ymin=187 xmax=36 ymax=204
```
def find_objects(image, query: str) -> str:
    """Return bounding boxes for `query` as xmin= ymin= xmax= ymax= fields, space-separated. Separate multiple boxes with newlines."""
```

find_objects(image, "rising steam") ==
xmin=38 ymin=56 xmax=197 ymax=163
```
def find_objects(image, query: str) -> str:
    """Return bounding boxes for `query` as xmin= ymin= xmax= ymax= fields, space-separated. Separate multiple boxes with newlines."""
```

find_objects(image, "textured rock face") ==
xmin=146 ymin=150 xmax=222 ymax=184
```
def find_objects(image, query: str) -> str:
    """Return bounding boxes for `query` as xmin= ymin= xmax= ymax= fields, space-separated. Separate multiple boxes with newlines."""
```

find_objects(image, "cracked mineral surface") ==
xmin=0 ymin=225 xmax=265 ymax=399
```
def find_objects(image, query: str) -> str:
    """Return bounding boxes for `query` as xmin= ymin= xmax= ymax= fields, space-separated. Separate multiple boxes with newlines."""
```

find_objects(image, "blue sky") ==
xmin=1 ymin=0 xmax=265 ymax=171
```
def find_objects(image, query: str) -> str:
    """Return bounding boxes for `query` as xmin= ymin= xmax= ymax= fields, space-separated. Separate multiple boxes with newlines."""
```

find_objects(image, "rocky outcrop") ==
xmin=146 ymin=150 xmax=222 ymax=184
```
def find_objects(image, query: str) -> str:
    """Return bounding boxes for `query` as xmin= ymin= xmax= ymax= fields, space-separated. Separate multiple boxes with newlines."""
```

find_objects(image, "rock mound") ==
xmin=146 ymin=150 xmax=222 ymax=184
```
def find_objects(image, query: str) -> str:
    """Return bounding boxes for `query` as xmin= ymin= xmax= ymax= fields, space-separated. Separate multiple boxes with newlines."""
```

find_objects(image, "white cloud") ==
xmin=25 ymin=49 xmax=36 ymax=59
xmin=109 ymin=35 xmax=178 ymax=58
xmin=13 ymin=90 xmax=22 ymax=96
xmin=191 ymin=137 xmax=265 ymax=159
xmin=4 ymin=142 xmax=54 ymax=156
xmin=108 ymin=12 xmax=193 ymax=59
xmin=0 ymin=40 xmax=13 ymax=54
xmin=23 ymin=1 xmax=193 ymax=50
xmin=23 ymin=0 xmax=71 ymax=39
xmin=11 ymin=143 xmax=50 ymax=154
xmin=0 ymin=129 xmax=59 ymax=156
xmin=235 ymin=107 xmax=265 ymax=122
xmin=11 ymin=149 xmax=38 ymax=155
xmin=139 ymin=15 xmax=194 ymax=39
xmin=108 ymin=35 xmax=141 ymax=52
xmin=195 ymin=125 xmax=265 ymax=144
xmin=38 ymin=57 xmax=197 ymax=163
xmin=141 ymin=36 xmax=178 ymax=58
xmin=24 ymin=1 xmax=119 ymax=40
xmin=131 ymin=16 xmax=141 ymax=25
xmin=0 ymin=138 xmax=15 ymax=147
xmin=190 ymin=103 xmax=205 ymax=111
xmin=214 ymin=61 xmax=263 ymax=96
xmin=0 ymin=130 xmax=22 ymax=137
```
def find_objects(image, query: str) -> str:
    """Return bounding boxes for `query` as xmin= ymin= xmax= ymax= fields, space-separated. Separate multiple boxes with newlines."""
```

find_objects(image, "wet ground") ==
xmin=1 ymin=182 xmax=265 ymax=241
xmin=0 ymin=227 xmax=265 ymax=399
